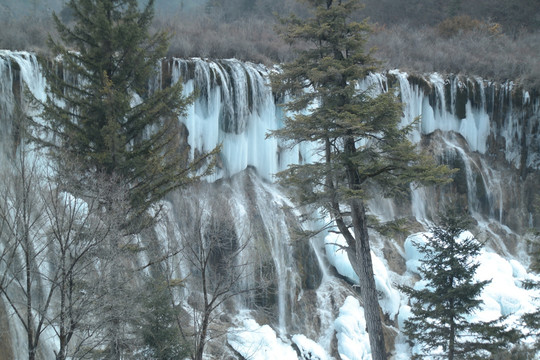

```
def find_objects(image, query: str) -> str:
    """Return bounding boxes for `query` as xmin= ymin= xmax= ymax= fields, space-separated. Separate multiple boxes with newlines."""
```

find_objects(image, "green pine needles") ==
xmin=139 ymin=275 xmax=189 ymax=360
xmin=270 ymin=1 xmax=452 ymax=359
xmin=399 ymin=210 xmax=519 ymax=360
xmin=35 ymin=0 xmax=218 ymax=229
xmin=522 ymin=208 xmax=540 ymax=351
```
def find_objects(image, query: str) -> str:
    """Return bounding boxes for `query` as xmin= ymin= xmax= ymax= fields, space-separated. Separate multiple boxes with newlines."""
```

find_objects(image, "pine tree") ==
xmin=139 ymin=275 xmax=189 ymax=360
xmin=35 ymin=0 xmax=218 ymax=229
xmin=399 ymin=210 xmax=519 ymax=359
xmin=270 ymin=1 xmax=452 ymax=359
xmin=31 ymin=1 xmax=217 ymax=358
xmin=522 ymin=197 xmax=540 ymax=351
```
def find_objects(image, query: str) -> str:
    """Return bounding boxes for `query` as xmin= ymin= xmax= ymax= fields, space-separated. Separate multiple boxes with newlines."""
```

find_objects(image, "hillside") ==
xmin=1 ymin=0 xmax=539 ymax=88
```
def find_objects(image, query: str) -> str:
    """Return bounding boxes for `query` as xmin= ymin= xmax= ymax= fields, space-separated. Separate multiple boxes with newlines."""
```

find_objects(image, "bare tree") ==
xmin=0 ymin=134 xmax=57 ymax=360
xmin=168 ymin=188 xmax=257 ymax=360
xmin=0 ymin=141 xmax=118 ymax=360
xmin=67 ymin=175 xmax=145 ymax=360
xmin=40 ymin=175 xmax=110 ymax=360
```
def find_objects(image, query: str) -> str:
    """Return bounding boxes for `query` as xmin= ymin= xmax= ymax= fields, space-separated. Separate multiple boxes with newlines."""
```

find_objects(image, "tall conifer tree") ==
xmin=32 ymin=1 xmax=217 ymax=358
xmin=399 ymin=210 xmax=518 ymax=359
xmin=270 ymin=1 xmax=451 ymax=358
xmin=36 ymin=0 xmax=217 ymax=228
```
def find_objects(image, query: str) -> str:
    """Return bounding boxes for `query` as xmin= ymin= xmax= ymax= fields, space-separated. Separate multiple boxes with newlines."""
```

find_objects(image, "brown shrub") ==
xmin=437 ymin=15 xmax=483 ymax=38
xmin=1 ymin=4 xmax=539 ymax=92
xmin=0 ymin=14 xmax=56 ymax=54
xmin=153 ymin=14 xmax=293 ymax=65
xmin=368 ymin=23 xmax=540 ymax=91
xmin=437 ymin=15 xmax=502 ymax=38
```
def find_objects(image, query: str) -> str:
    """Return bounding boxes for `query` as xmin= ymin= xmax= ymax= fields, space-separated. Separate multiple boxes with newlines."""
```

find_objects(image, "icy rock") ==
xmin=334 ymin=296 xmax=371 ymax=360
xmin=397 ymin=304 xmax=412 ymax=330
xmin=325 ymin=232 xmax=359 ymax=283
xmin=325 ymin=232 xmax=400 ymax=317
xmin=510 ymin=259 xmax=528 ymax=280
xmin=227 ymin=319 xmax=298 ymax=360
xmin=292 ymin=334 xmax=329 ymax=360
xmin=372 ymin=252 xmax=401 ymax=318
xmin=404 ymin=233 xmax=538 ymax=322
xmin=476 ymin=251 xmax=535 ymax=316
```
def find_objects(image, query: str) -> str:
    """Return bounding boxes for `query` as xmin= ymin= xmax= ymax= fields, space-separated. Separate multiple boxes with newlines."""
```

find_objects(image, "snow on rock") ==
xmin=325 ymin=232 xmax=400 ymax=317
xmin=334 ymin=296 xmax=371 ymax=360
xmin=510 ymin=259 xmax=528 ymax=280
xmin=405 ymin=230 xmax=476 ymax=274
xmin=397 ymin=304 xmax=412 ymax=331
xmin=372 ymin=252 xmax=401 ymax=318
xmin=476 ymin=250 xmax=537 ymax=318
xmin=292 ymin=334 xmax=330 ymax=360
xmin=59 ymin=191 xmax=89 ymax=218
xmin=227 ymin=319 xmax=298 ymax=360
xmin=393 ymin=334 xmax=412 ymax=360
xmin=325 ymin=232 xmax=359 ymax=283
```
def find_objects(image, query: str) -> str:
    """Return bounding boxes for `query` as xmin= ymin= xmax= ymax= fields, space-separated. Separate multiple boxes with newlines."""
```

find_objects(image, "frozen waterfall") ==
xmin=1 ymin=49 xmax=539 ymax=359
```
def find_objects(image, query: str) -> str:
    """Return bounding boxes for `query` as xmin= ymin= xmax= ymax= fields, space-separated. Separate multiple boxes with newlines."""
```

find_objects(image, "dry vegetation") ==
xmin=1 ymin=0 xmax=539 ymax=90
xmin=0 ymin=15 xmax=56 ymax=53
xmin=369 ymin=22 xmax=540 ymax=90
xmin=152 ymin=14 xmax=295 ymax=65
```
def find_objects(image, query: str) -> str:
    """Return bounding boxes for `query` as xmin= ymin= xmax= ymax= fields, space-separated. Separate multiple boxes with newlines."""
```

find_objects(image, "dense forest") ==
xmin=1 ymin=0 xmax=540 ymax=88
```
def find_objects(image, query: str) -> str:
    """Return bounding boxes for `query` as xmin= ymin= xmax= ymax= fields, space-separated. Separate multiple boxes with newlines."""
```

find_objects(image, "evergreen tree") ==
xmin=270 ymin=1 xmax=451 ymax=359
xmin=139 ymin=275 xmax=189 ymax=360
xmin=399 ymin=210 xmax=519 ymax=359
xmin=35 ymin=0 xmax=217 ymax=229
xmin=522 ymin=197 xmax=540 ymax=351
xmin=31 ymin=1 xmax=217 ymax=358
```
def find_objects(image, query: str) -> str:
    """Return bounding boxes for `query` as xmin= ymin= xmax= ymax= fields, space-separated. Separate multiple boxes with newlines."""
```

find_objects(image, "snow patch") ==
xmin=325 ymin=232 xmax=359 ymax=283
xmin=227 ymin=319 xmax=298 ymax=360
xmin=334 ymin=296 xmax=371 ymax=360
xmin=404 ymin=232 xmax=427 ymax=274
xmin=476 ymin=250 xmax=537 ymax=317
xmin=325 ymin=232 xmax=400 ymax=317
xmin=292 ymin=334 xmax=330 ymax=360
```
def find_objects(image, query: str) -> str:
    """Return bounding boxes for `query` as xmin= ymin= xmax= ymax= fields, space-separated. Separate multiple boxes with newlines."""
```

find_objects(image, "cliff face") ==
xmin=376 ymin=70 xmax=540 ymax=234
xmin=0 ymin=50 xmax=538 ymax=359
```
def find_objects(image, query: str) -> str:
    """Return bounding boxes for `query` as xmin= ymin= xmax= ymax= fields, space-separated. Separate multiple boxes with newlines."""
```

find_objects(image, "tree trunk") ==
xmin=449 ymin=320 xmax=455 ymax=360
xmin=349 ymin=198 xmax=387 ymax=360
xmin=448 ymin=298 xmax=455 ymax=360
xmin=26 ymin=246 xmax=35 ymax=360
xmin=448 ymin=244 xmax=455 ymax=360
xmin=195 ymin=311 xmax=210 ymax=360
xmin=109 ymin=237 xmax=122 ymax=360
xmin=195 ymin=244 xmax=210 ymax=360
xmin=57 ymin=253 xmax=66 ymax=360
xmin=340 ymin=136 xmax=387 ymax=360
xmin=25 ymin=216 xmax=36 ymax=360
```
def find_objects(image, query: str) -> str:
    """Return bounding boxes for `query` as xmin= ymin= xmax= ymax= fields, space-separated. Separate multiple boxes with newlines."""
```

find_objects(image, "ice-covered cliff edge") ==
xmin=1 ymin=50 xmax=539 ymax=359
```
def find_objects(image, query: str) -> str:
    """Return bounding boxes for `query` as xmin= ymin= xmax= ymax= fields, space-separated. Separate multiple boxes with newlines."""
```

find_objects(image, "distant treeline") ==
xmin=2 ymin=0 xmax=539 ymax=89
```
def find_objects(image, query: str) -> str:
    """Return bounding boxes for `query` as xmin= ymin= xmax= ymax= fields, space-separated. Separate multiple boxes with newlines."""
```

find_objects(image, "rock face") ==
xmin=0 ymin=50 xmax=538 ymax=359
